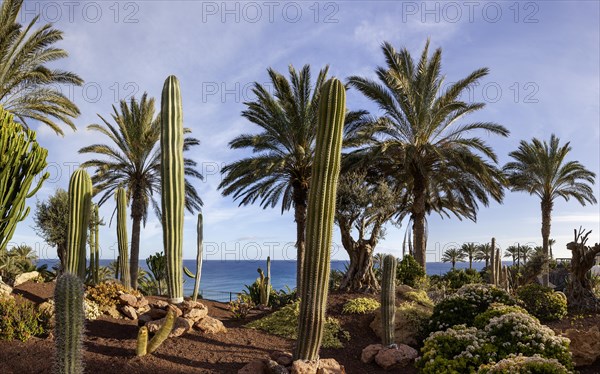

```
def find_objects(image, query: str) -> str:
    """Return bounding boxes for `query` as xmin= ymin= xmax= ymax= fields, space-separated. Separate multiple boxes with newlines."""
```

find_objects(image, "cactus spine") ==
xmin=381 ymin=254 xmax=397 ymax=347
xmin=116 ymin=187 xmax=131 ymax=289
xmin=136 ymin=326 xmax=148 ymax=357
xmin=295 ymin=78 xmax=346 ymax=361
xmin=161 ymin=75 xmax=184 ymax=304
xmin=89 ymin=204 xmax=100 ymax=285
xmin=66 ymin=169 xmax=93 ymax=279
xmin=147 ymin=309 xmax=175 ymax=354
xmin=54 ymin=273 xmax=84 ymax=374
xmin=0 ymin=108 xmax=49 ymax=252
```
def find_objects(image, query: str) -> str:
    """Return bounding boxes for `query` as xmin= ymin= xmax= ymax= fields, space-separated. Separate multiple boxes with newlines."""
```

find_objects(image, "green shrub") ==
xmin=329 ymin=269 xmax=345 ymax=291
xmin=0 ymin=297 xmax=50 ymax=341
xmin=443 ymin=268 xmax=482 ymax=290
xmin=342 ymin=297 xmax=380 ymax=314
xmin=246 ymin=301 xmax=350 ymax=348
xmin=396 ymin=255 xmax=425 ymax=288
xmin=229 ymin=294 xmax=254 ymax=320
xmin=516 ymin=284 xmax=567 ymax=321
xmin=405 ymin=290 xmax=434 ymax=308
xmin=484 ymin=312 xmax=572 ymax=369
xmin=428 ymin=284 xmax=515 ymax=332
xmin=85 ymin=281 xmax=140 ymax=310
xmin=473 ymin=303 xmax=531 ymax=329
xmin=269 ymin=286 xmax=296 ymax=309
xmin=478 ymin=354 xmax=573 ymax=374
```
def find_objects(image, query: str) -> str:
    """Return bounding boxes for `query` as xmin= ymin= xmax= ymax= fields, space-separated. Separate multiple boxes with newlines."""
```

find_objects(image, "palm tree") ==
xmin=0 ymin=0 xmax=83 ymax=135
xmin=475 ymin=243 xmax=492 ymax=268
xmin=460 ymin=243 xmax=478 ymax=269
xmin=9 ymin=244 xmax=37 ymax=270
xmin=504 ymin=134 xmax=597 ymax=286
xmin=442 ymin=247 xmax=466 ymax=270
xmin=548 ymin=238 xmax=556 ymax=259
xmin=218 ymin=65 xmax=328 ymax=295
xmin=504 ymin=245 xmax=520 ymax=266
xmin=519 ymin=245 xmax=535 ymax=264
xmin=79 ymin=93 xmax=203 ymax=289
xmin=346 ymin=40 xmax=508 ymax=271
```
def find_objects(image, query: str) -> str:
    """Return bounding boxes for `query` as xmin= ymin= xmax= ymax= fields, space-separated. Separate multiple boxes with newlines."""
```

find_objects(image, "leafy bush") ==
xmin=85 ymin=281 xmax=140 ymax=310
xmin=428 ymin=284 xmax=515 ymax=332
xmin=342 ymin=297 xmax=380 ymax=314
xmin=516 ymin=284 xmax=567 ymax=321
xmin=270 ymin=286 xmax=296 ymax=309
xmin=229 ymin=294 xmax=254 ymax=320
xmin=484 ymin=312 xmax=572 ymax=369
xmin=246 ymin=301 xmax=350 ymax=348
xmin=243 ymin=277 xmax=275 ymax=306
xmin=0 ymin=297 xmax=50 ymax=341
xmin=405 ymin=290 xmax=434 ymax=308
xmin=478 ymin=354 xmax=573 ymax=374
xmin=329 ymin=269 xmax=345 ymax=291
xmin=443 ymin=268 xmax=482 ymax=290
xmin=473 ymin=303 xmax=531 ymax=329
xmin=397 ymin=255 xmax=425 ymax=288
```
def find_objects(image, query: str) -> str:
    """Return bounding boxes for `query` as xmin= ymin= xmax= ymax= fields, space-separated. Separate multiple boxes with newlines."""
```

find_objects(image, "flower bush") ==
xmin=516 ymin=284 xmax=567 ymax=321
xmin=428 ymin=284 xmax=515 ymax=332
xmin=473 ymin=303 xmax=531 ymax=329
xmin=342 ymin=297 xmax=380 ymax=314
xmin=84 ymin=299 xmax=102 ymax=320
xmin=484 ymin=312 xmax=572 ymax=369
xmin=478 ymin=354 xmax=573 ymax=373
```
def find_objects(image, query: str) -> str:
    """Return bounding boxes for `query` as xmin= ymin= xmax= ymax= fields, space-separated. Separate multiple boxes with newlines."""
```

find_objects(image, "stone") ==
xmin=361 ymin=344 xmax=384 ymax=364
xmin=374 ymin=345 xmax=418 ymax=370
xmin=183 ymin=304 xmax=208 ymax=322
xmin=13 ymin=271 xmax=39 ymax=287
xmin=238 ymin=360 xmax=267 ymax=374
xmin=291 ymin=360 xmax=317 ymax=374
xmin=0 ymin=281 xmax=13 ymax=298
xmin=105 ymin=305 xmax=122 ymax=319
xmin=154 ymin=300 xmax=169 ymax=309
xmin=370 ymin=302 xmax=432 ymax=347
xmin=291 ymin=359 xmax=345 ymax=374
xmin=135 ymin=297 xmax=149 ymax=309
xmin=119 ymin=293 xmax=138 ymax=307
xmin=168 ymin=304 xmax=183 ymax=317
xmin=146 ymin=307 xmax=167 ymax=319
xmin=138 ymin=313 xmax=153 ymax=324
xmin=194 ymin=316 xmax=226 ymax=334
xmin=265 ymin=359 xmax=289 ymax=374
xmin=180 ymin=299 xmax=203 ymax=312
xmin=120 ymin=305 xmax=137 ymax=320
xmin=136 ymin=304 xmax=151 ymax=315
xmin=563 ymin=326 xmax=600 ymax=366
xmin=270 ymin=351 xmax=293 ymax=367
xmin=146 ymin=316 xmax=192 ymax=337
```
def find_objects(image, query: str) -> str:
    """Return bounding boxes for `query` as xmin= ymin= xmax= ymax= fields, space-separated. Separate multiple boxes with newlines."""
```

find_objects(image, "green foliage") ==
xmin=396 ymin=255 xmax=425 ymax=288
xmin=329 ymin=269 xmax=345 ymax=291
xmin=269 ymin=286 xmax=297 ymax=309
xmin=405 ymin=290 xmax=434 ymax=308
xmin=246 ymin=301 xmax=350 ymax=349
xmin=478 ymin=354 xmax=573 ymax=374
xmin=516 ymin=284 xmax=567 ymax=321
xmin=443 ymin=268 xmax=483 ymax=290
xmin=0 ymin=297 xmax=50 ymax=341
xmin=33 ymin=189 xmax=69 ymax=269
xmin=0 ymin=245 xmax=39 ymax=284
xmin=428 ymin=284 xmax=515 ymax=332
xmin=342 ymin=297 xmax=380 ymax=314
xmin=473 ymin=303 xmax=531 ymax=329
xmin=229 ymin=294 xmax=254 ymax=320
xmin=145 ymin=252 xmax=167 ymax=296
xmin=54 ymin=273 xmax=85 ymax=374
xmin=396 ymin=302 xmax=433 ymax=345
xmin=0 ymin=109 xmax=49 ymax=252
xmin=243 ymin=278 xmax=275 ymax=307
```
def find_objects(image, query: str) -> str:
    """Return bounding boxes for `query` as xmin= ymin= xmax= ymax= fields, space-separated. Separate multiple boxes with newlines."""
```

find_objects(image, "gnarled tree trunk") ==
xmin=338 ymin=217 xmax=380 ymax=293
xmin=566 ymin=228 xmax=600 ymax=311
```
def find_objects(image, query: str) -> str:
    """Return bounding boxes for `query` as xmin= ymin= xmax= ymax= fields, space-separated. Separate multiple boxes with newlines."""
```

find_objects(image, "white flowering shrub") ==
xmin=473 ymin=303 xmax=531 ymax=329
xmin=478 ymin=354 xmax=573 ymax=374
xmin=83 ymin=299 xmax=102 ymax=320
xmin=484 ymin=312 xmax=572 ymax=370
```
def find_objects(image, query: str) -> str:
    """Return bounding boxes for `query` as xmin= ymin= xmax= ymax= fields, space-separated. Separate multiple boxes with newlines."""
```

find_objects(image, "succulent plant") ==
xmin=54 ymin=273 xmax=85 ymax=373
xmin=381 ymin=254 xmax=397 ymax=347
xmin=66 ymin=169 xmax=92 ymax=279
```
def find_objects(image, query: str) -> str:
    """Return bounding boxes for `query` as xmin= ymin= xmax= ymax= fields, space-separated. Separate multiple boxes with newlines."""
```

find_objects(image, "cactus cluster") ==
xmin=488 ymin=237 xmax=510 ymax=291
xmin=66 ymin=169 xmax=93 ymax=279
xmin=136 ymin=309 xmax=175 ymax=356
xmin=116 ymin=187 xmax=131 ymax=289
xmin=295 ymin=78 xmax=346 ymax=361
xmin=89 ymin=204 xmax=100 ymax=285
xmin=381 ymin=254 xmax=397 ymax=347
xmin=161 ymin=75 xmax=185 ymax=304
xmin=54 ymin=273 xmax=85 ymax=374
xmin=258 ymin=256 xmax=271 ymax=307
xmin=0 ymin=108 xmax=49 ymax=252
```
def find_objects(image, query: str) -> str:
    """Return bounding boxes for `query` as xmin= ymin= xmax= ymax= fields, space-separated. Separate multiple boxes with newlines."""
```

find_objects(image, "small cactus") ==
xmin=381 ymin=254 xmax=397 ymax=347
xmin=54 ymin=273 xmax=85 ymax=374
xmin=147 ymin=309 xmax=175 ymax=354
xmin=136 ymin=326 xmax=148 ymax=357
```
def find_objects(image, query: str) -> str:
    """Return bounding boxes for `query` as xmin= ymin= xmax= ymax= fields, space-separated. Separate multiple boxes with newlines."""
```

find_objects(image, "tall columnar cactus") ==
xmin=161 ymin=75 xmax=185 ymax=304
xmin=257 ymin=256 xmax=271 ymax=307
xmin=183 ymin=212 xmax=204 ymax=301
xmin=116 ymin=187 xmax=131 ymax=289
xmin=0 ymin=108 xmax=49 ymax=252
xmin=489 ymin=237 xmax=496 ymax=285
xmin=66 ymin=169 xmax=93 ymax=279
xmin=295 ymin=78 xmax=346 ymax=361
xmin=54 ymin=273 xmax=84 ymax=374
xmin=89 ymin=204 xmax=100 ymax=285
xmin=381 ymin=254 xmax=397 ymax=347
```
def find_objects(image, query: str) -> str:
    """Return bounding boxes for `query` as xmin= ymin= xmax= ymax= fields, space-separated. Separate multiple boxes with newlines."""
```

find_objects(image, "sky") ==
xmin=7 ymin=0 xmax=600 ymax=263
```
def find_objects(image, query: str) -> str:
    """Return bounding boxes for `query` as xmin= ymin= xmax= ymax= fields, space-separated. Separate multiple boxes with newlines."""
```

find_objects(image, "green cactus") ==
xmin=66 ymin=169 xmax=92 ymax=279
xmin=89 ymin=204 xmax=100 ymax=285
xmin=116 ymin=187 xmax=131 ymax=289
xmin=136 ymin=326 xmax=148 ymax=357
xmin=295 ymin=78 xmax=346 ymax=361
xmin=54 ymin=273 xmax=85 ymax=374
xmin=0 ymin=108 xmax=49 ymax=252
xmin=381 ymin=254 xmax=397 ymax=347
xmin=192 ymin=213 xmax=203 ymax=301
xmin=147 ymin=309 xmax=175 ymax=354
xmin=161 ymin=75 xmax=185 ymax=304
xmin=258 ymin=256 xmax=271 ymax=307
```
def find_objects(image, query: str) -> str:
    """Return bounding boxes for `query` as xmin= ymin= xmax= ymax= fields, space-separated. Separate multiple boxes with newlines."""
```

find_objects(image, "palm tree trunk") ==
xmin=469 ymin=255 xmax=473 ymax=269
xmin=293 ymin=186 xmax=308 ymax=296
xmin=452 ymin=259 xmax=455 ymax=270
xmin=541 ymin=199 xmax=553 ymax=287
xmin=129 ymin=193 xmax=143 ymax=290
xmin=412 ymin=178 xmax=427 ymax=270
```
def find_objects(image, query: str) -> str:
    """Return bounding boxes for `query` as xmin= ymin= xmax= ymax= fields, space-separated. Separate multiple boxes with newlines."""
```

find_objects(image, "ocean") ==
xmin=37 ymin=259 xmax=502 ymax=302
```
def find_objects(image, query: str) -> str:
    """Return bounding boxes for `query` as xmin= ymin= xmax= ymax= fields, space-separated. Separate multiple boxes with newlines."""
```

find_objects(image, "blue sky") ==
xmin=9 ymin=0 xmax=600 ymax=262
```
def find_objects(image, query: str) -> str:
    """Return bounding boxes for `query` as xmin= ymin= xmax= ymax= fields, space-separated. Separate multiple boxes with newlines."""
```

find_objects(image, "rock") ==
xmin=13 ymin=271 xmax=39 ymax=287
xmin=370 ymin=302 xmax=432 ymax=347
xmin=180 ymin=299 xmax=203 ymax=312
xmin=183 ymin=304 xmax=208 ymax=322
xmin=119 ymin=293 xmax=138 ymax=307
xmin=194 ymin=316 xmax=226 ymax=334
xmin=38 ymin=300 xmax=54 ymax=315
xmin=138 ymin=313 xmax=153 ymax=324
xmin=146 ymin=307 xmax=167 ymax=320
xmin=291 ymin=361 xmax=317 ymax=374
xmin=154 ymin=300 xmax=169 ymax=309
xmin=361 ymin=344 xmax=384 ymax=364
xmin=135 ymin=297 xmax=149 ymax=309
xmin=105 ymin=305 xmax=122 ymax=319
xmin=238 ymin=359 xmax=267 ymax=374
xmin=563 ymin=326 xmax=600 ymax=366
xmin=167 ymin=304 xmax=183 ymax=317
xmin=136 ymin=304 xmax=151 ymax=315
xmin=270 ymin=351 xmax=293 ymax=367
xmin=0 ymin=281 xmax=13 ymax=298
xmin=146 ymin=316 xmax=193 ymax=337
xmin=266 ymin=359 xmax=289 ymax=374
xmin=291 ymin=359 xmax=345 ymax=374
xmin=374 ymin=345 xmax=418 ymax=370
xmin=120 ymin=305 xmax=137 ymax=320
